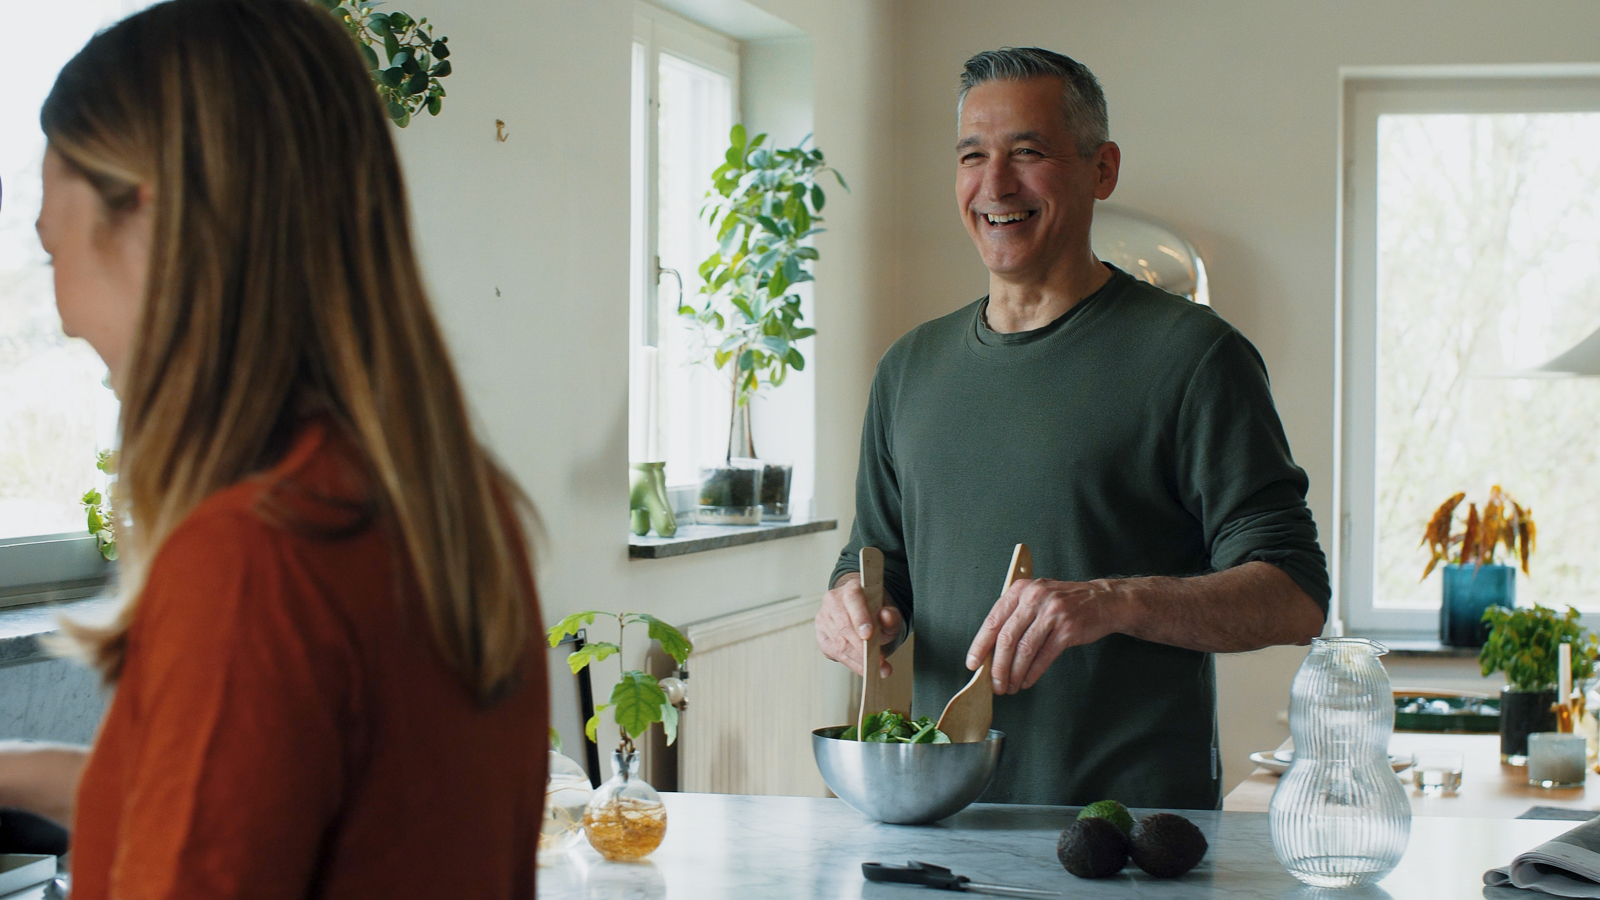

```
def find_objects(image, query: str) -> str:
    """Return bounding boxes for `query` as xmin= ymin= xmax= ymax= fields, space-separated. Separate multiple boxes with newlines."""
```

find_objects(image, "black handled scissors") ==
xmin=862 ymin=861 xmax=1059 ymax=897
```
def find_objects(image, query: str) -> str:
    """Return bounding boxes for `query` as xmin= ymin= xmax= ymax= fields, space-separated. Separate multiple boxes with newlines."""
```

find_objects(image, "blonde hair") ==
xmin=43 ymin=0 xmax=538 ymax=703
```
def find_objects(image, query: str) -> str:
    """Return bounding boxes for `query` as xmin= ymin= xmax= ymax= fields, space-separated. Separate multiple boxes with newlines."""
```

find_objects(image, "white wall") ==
xmin=889 ymin=0 xmax=1600 ymax=792
xmin=388 ymin=0 xmax=895 ymax=760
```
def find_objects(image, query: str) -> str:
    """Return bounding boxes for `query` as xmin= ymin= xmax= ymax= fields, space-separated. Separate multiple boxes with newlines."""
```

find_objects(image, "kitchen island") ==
xmin=538 ymin=792 xmax=1572 ymax=898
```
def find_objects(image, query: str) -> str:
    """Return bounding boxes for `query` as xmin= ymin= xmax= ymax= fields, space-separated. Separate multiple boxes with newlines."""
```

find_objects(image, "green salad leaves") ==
xmin=840 ymin=710 xmax=951 ymax=744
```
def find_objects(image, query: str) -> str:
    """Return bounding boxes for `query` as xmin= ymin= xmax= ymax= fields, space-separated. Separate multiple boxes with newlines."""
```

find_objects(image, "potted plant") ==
xmin=680 ymin=124 xmax=847 ymax=523
xmin=1420 ymin=486 xmax=1536 ymax=647
xmin=1480 ymin=604 xmax=1596 ymax=764
xmin=546 ymin=610 xmax=691 ymax=861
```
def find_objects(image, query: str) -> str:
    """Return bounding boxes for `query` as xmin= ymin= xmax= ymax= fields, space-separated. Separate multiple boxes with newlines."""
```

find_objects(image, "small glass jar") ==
xmin=582 ymin=744 xmax=667 ymax=861
xmin=539 ymin=751 xmax=593 ymax=865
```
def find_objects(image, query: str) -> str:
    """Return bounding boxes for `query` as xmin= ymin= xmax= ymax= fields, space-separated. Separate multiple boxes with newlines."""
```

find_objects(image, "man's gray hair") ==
xmin=957 ymin=47 xmax=1108 ymax=157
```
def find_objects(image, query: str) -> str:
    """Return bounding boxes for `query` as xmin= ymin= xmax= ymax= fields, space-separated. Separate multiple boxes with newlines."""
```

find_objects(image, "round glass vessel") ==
xmin=539 ymin=751 xmax=593 ymax=865
xmin=1269 ymin=637 xmax=1411 ymax=887
xmin=582 ymin=744 xmax=667 ymax=861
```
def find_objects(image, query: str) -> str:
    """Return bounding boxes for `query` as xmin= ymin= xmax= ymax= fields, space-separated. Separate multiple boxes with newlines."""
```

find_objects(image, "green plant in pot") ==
xmin=680 ymin=125 xmax=847 ymax=524
xmin=1421 ymin=486 xmax=1536 ymax=647
xmin=547 ymin=610 xmax=691 ymax=862
xmin=1479 ymin=604 xmax=1596 ymax=764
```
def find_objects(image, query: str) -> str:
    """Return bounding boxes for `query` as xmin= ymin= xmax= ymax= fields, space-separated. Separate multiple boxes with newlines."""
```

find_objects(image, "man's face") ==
xmin=955 ymin=77 xmax=1118 ymax=284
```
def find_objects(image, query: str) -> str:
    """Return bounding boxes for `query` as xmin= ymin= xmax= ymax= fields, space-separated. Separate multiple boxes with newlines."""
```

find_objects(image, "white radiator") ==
xmin=646 ymin=594 xmax=913 ymax=796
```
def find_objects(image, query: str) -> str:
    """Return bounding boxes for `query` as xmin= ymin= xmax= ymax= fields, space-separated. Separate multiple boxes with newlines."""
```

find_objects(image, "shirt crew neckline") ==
xmin=965 ymin=264 xmax=1132 ymax=360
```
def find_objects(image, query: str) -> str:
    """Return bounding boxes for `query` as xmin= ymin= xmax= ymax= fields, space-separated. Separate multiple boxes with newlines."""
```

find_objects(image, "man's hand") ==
xmin=965 ymin=577 xmax=1123 ymax=694
xmin=964 ymin=562 xmax=1327 ymax=694
xmin=816 ymin=573 xmax=904 ymax=678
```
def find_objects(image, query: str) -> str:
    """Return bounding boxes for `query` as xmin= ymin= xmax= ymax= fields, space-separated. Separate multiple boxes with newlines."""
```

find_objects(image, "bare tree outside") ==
xmin=1376 ymin=113 xmax=1600 ymax=611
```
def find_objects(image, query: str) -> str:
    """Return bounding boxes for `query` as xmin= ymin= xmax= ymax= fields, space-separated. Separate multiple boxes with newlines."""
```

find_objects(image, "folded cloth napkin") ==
xmin=1487 ymin=815 xmax=1600 ymax=896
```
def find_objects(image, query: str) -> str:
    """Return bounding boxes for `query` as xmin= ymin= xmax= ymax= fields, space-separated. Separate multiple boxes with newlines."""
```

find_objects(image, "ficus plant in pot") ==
xmin=546 ymin=610 xmax=692 ymax=862
xmin=680 ymin=124 xmax=847 ymax=524
xmin=1479 ymin=604 xmax=1596 ymax=764
xmin=1421 ymin=486 xmax=1537 ymax=647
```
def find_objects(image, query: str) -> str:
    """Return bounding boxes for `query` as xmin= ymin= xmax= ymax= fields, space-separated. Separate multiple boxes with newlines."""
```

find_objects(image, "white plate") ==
xmin=1250 ymin=750 xmax=1412 ymax=776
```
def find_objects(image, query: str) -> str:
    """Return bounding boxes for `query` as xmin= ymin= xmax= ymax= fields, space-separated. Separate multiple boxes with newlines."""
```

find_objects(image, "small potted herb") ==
xmin=1421 ymin=486 xmax=1536 ymax=647
xmin=1479 ymin=604 xmax=1596 ymax=764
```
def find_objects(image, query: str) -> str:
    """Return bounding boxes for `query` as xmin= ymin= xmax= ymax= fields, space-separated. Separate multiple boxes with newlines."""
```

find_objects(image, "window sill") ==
xmin=628 ymin=517 xmax=837 ymax=559
xmin=0 ymin=594 xmax=120 ymax=665
xmin=1367 ymin=637 xmax=1482 ymax=659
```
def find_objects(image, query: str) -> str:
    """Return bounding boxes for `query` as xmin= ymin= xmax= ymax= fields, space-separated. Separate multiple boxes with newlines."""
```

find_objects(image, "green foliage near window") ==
xmin=680 ymin=125 xmax=847 ymax=413
xmin=81 ymin=450 xmax=115 ymax=562
xmin=547 ymin=611 xmax=692 ymax=749
xmin=311 ymin=0 xmax=451 ymax=127
xmin=1479 ymin=604 xmax=1598 ymax=692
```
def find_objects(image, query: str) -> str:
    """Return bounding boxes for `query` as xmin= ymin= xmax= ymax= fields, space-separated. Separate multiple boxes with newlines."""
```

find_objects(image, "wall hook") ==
xmin=495 ymin=119 xmax=509 ymax=142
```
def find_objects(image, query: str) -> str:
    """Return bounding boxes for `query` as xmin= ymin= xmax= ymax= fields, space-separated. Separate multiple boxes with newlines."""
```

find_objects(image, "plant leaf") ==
xmin=566 ymin=641 xmax=620 ymax=675
xmin=586 ymin=706 xmax=610 ymax=743
xmin=547 ymin=610 xmax=601 ymax=646
xmin=610 ymin=671 xmax=669 ymax=740
xmin=636 ymin=614 xmax=693 ymax=665
xmin=660 ymin=702 xmax=679 ymax=745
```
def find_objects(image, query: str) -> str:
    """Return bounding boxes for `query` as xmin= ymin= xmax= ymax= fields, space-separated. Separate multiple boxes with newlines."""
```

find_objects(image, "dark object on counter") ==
xmin=759 ymin=463 xmax=793 ymax=521
xmin=1500 ymin=688 xmax=1558 ymax=765
xmin=0 ymin=809 xmax=68 ymax=857
xmin=1394 ymin=693 xmax=1499 ymax=734
xmin=1057 ymin=817 xmax=1128 ymax=879
xmin=861 ymin=860 xmax=1057 ymax=897
xmin=1439 ymin=563 xmax=1514 ymax=647
xmin=1129 ymin=813 xmax=1207 ymax=878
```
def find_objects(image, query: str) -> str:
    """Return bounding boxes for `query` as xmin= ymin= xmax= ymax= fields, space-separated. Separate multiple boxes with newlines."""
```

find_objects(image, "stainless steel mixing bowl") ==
xmin=811 ymin=726 xmax=1004 ymax=825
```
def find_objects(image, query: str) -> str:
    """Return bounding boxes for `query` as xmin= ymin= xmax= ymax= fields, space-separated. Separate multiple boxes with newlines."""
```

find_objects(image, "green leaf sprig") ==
xmin=82 ymin=450 xmax=116 ymax=562
xmin=312 ymin=0 xmax=451 ymax=127
xmin=547 ymin=611 xmax=692 ymax=749
xmin=1479 ymin=604 xmax=1598 ymax=692
xmin=681 ymin=126 xmax=847 ymax=421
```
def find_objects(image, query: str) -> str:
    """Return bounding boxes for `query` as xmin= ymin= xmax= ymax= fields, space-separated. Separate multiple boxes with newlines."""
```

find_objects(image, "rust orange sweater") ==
xmin=71 ymin=421 xmax=549 ymax=899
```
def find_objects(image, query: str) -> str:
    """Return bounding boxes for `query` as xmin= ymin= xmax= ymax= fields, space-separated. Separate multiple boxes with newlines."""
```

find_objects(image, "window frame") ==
xmin=1337 ymin=66 xmax=1600 ymax=637
xmin=631 ymin=3 xmax=742 ymax=512
xmin=0 ymin=534 xmax=112 ymax=609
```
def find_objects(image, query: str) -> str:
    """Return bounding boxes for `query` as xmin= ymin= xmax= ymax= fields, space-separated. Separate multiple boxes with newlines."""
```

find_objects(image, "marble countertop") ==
xmin=538 ymin=792 xmax=1575 ymax=899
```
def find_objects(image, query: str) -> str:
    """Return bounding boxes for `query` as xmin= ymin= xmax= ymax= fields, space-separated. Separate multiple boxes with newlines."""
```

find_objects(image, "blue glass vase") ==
xmin=1439 ymin=563 xmax=1514 ymax=648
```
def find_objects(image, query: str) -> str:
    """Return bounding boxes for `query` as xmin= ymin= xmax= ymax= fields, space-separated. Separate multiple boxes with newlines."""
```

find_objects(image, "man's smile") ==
xmin=982 ymin=210 xmax=1037 ymax=227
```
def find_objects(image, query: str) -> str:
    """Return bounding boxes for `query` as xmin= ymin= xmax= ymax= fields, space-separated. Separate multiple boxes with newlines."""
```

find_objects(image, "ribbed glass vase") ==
xmin=1269 ymin=637 xmax=1411 ymax=887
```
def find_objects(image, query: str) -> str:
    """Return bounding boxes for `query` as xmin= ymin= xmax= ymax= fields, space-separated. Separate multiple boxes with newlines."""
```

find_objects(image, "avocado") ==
xmin=1129 ymin=813 xmax=1208 ymax=878
xmin=1077 ymin=800 xmax=1135 ymax=837
xmin=1056 ymin=817 xmax=1129 ymax=879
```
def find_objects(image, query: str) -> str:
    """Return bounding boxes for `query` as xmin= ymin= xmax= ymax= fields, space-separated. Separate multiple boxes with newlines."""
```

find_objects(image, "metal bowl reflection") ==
xmin=811 ymin=726 xmax=1004 ymax=825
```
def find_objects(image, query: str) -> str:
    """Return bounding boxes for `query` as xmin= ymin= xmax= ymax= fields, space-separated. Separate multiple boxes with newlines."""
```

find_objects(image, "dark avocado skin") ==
xmin=1056 ymin=818 xmax=1130 ymax=879
xmin=1129 ymin=813 xmax=1208 ymax=878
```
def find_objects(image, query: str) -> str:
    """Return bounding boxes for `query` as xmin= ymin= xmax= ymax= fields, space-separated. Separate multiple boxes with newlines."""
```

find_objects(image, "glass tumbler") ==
xmin=1269 ymin=638 xmax=1412 ymax=887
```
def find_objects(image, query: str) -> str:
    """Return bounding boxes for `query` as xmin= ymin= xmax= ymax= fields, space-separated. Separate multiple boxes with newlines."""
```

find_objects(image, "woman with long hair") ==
xmin=8 ymin=0 xmax=549 ymax=894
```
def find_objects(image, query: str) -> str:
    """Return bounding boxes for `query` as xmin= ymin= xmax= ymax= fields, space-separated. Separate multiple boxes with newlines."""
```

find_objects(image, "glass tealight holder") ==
xmin=1410 ymin=749 xmax=1463 ymax=795
xmin=1528 ymin=732 xmax=1588 ymax=789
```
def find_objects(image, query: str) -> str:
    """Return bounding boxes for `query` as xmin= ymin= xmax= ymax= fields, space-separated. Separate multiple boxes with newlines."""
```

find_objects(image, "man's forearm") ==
xmin=1111 ymin=561 xmax=1325 ymax=653
xmin=0 ymin=741 xmax=89 ymax=827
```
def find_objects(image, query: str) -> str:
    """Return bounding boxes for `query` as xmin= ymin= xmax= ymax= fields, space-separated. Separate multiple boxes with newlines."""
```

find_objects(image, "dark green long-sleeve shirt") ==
xmin=830 ymin=265 xmax=1329 ymax=810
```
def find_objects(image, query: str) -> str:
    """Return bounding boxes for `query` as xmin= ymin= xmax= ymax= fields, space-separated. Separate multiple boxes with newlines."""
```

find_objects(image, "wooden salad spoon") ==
xmin=857 ymin=547 xmax=885 ymax=740
xmin=936 ymin=543 xmax=1032 ymax=743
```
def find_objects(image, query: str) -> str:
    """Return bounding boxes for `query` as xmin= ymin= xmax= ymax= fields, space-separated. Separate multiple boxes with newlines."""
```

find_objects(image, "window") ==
xmin=629 ymin=7 xmax=741 ymax=508
xmin=1340 ymin=70 xmax=1600 ymax=634
xmin=0 ymin=1 xmax=147 ymax=602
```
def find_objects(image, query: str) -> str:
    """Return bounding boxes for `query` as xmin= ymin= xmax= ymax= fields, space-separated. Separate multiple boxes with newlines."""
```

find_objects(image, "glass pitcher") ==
xmin=1269 ymin=637 xmax=1411 ymax=887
